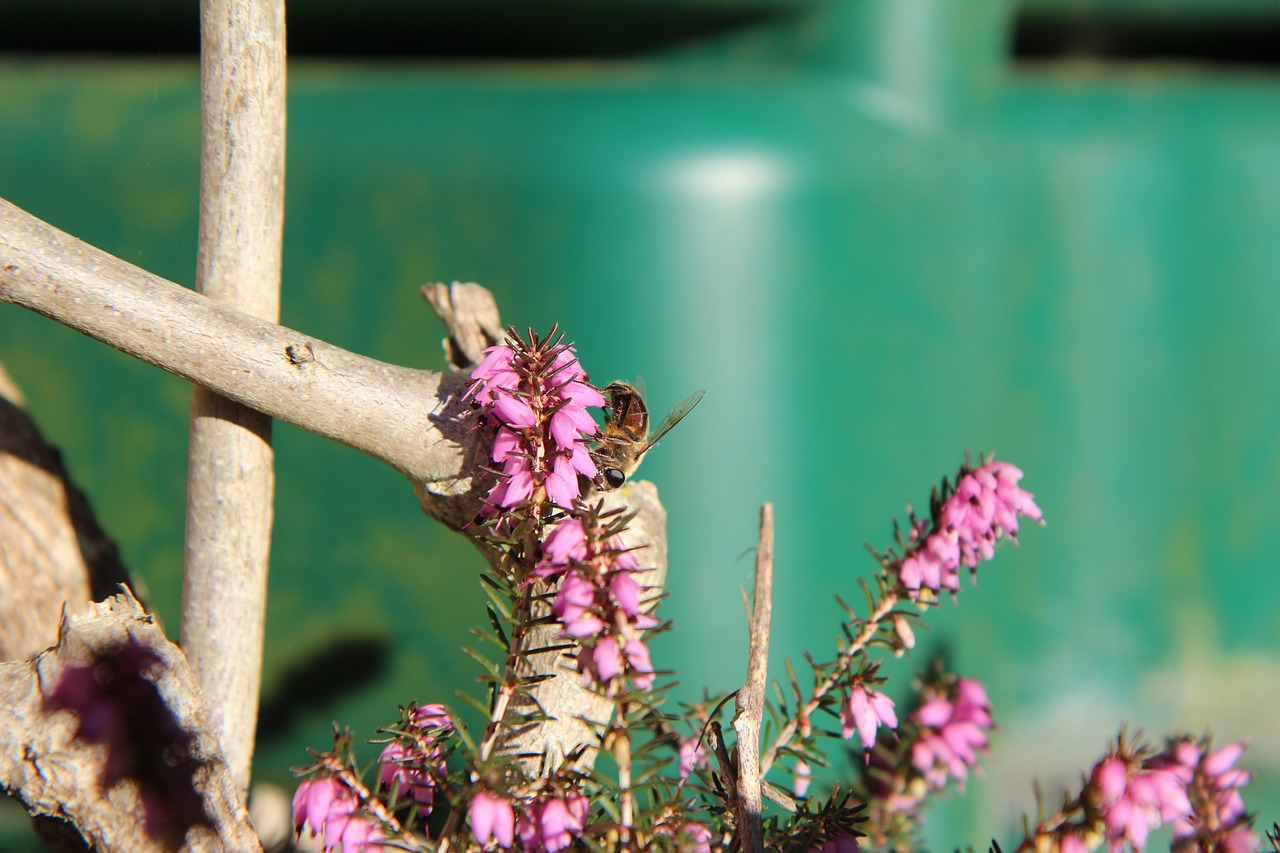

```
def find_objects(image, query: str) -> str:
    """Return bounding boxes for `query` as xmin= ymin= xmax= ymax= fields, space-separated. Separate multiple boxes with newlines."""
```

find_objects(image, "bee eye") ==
xmin=603 ymin=467 xmax=626 ymax=489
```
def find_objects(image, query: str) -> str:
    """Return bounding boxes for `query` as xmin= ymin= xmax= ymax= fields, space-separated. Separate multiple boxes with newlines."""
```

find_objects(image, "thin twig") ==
xmin=759 ymin=590 xmax=898 ymax=773
xmin=733 ymin=503 xmax=774 ymax=853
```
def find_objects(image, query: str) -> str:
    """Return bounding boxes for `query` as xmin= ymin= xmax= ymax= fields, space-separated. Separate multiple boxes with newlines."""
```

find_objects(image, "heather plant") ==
xmin=3 ymin=8 xmax=1270 ymax=853
xmin=278 ymin=324 xmax=1264 ymax=853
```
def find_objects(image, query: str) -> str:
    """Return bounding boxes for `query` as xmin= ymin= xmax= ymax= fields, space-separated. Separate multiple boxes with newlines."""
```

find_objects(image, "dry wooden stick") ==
xmin=733 ymin=502 xmax=775 ymax=853
xmin=180 ymin=0 xmax=287 ymax=796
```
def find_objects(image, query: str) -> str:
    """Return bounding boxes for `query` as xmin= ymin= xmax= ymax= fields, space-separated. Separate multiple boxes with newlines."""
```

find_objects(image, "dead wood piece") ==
xmin=0 ymin=590 xmax=262 ymax=852
xmin=0 ymin=362 xmax=132 ymax=661
xmin=422 ymin=282 xmax=504 ymax=371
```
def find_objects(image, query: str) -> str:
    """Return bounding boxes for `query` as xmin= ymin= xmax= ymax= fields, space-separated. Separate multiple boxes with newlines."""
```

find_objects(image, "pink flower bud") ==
xmin=794 ymin=759 xmax=812 ymax=797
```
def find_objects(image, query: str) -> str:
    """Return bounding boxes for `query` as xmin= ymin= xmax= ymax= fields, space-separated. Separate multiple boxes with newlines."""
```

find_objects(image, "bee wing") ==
xmin=641 ymin=389 xmax=706 ymax=453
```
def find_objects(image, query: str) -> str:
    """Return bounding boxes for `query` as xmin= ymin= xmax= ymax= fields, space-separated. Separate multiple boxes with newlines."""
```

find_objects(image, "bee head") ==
xmin=600 ymin=467 xmax=627 ymax=490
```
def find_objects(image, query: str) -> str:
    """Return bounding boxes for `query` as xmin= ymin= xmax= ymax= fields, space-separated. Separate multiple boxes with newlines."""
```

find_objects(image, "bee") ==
xmin=590 ymin=381 xmax=706 ymax=491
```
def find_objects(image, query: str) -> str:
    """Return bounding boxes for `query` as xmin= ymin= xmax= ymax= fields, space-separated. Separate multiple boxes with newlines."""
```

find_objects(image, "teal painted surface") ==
xmin=2 ymin=6 xmax=1279 ymax=848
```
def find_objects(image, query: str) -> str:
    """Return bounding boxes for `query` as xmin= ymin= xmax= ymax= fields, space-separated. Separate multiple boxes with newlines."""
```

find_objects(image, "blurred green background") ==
xmin=2 ymin=0 xmax=1279 ymax=849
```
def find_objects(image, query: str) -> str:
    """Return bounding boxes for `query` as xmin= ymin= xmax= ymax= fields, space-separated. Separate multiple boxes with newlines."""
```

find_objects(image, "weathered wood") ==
xmin=0 ymin=592 xmax=263 ymax=852
xmin=0 ymin=363 xmax=131 ymax=662
xmin=181 ymin=0 xmax=287 ymax=795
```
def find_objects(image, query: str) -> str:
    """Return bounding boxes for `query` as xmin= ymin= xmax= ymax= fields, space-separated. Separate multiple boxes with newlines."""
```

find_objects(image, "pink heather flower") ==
xmin=841 ymin=685 xmax=898 ymax=751
xmin=794 ymin=759 xmax=812 ymax=797
xmin=1093 ymin=757 xmax=1130 ymax=805
xmin=553 ymin=573 xmax=606 ymax=638
xmin=610 ymin=570 xmax=642 ymax=617
xmin=680 ymin=736 xmax=708 ymax=779
xmin=624 ymin=637 xmax=656 ymax=690
xmin=467 ymin=331 xmax=604 ymax=515
xmin=470 ymin=346 xmax=521 ymax=403
xmin=293 ymin=776 xmax=383 ymax=852
xmin=588 ymin=636 xmax=624 ymax=683
xmin=910 ymin=677 xmax=993 ymax=789
xmin=517 ymin=792 xmax=588 ymax=853
xmin=539 ymin=517 xmax=590 ymax=574
xmin=410 ymin=702 xmax=452 ymax=732
xmin=546 ymin=454 xmax=580 ymax=508
xmin=323 ymin=812 xmax=384 ymax=853
xmin=538 ymin=514 xmax=659 ymax=693
xmin=894 ymin=459 xmax=1042 ymax=600
xmin=470 ymin=789 xmax=516 ymax=848
xmin=1087 ymin=746 xmax=1200 ymax=852
xmin=377 ymin=703 xmax=454 ymax=808
xmin=1169 ymin=739 xmax=1255 ymax=848
xmin=378 ymin=741 xmax=435 ymax=808
xmin=679 ymin=821 xmax=714 ymax=853
xmin=493 ymin=394 xmax=537 ymax=429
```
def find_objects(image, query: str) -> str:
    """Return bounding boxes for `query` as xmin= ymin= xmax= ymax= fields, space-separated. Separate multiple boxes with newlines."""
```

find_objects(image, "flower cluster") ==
xmin=1092 ymin=751 xmax=1192 ymax=851
xmin=1173 ymin=740 xmax=1255 ymax=853
xmin=850 ymin=674 xmax=997 ymax=847
xmin=467 ymin=328 xmax=605 ymax=514
xmin=894 ymin=459 xmax=1043 ymax=600
xmin=293 ymin=775 xmax=384 ymax=853
xmin=910 ymin=677 xmax=994 ymax=790
xmin=1090 ymin=739 xmax=1255 ymax=853
xmin=518 ymin=788 xmax=591 ymax=852
xmin=377 ymin=703 xmax=453 ymax=818
xmin=536 ymin=514 xmax=658 ymax=692
xmin=468 ymin=785 xmax=590 ymax=852
xmin=1014 ymin=737 xmax=1256 ymax=853
xmin=841 ymin=683 xmax=898 ymax=752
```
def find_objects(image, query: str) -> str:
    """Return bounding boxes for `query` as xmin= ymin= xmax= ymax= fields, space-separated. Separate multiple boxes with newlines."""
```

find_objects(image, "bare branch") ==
xmin=181 ymin=0 xmax=288 ymax=794
xmin=0 ymin=590 xmax=262 ymax=852
xmin=0 ymin=196 xmax=490 ymax=529
xmin=733 ymin=503 xmax=775 ymax=853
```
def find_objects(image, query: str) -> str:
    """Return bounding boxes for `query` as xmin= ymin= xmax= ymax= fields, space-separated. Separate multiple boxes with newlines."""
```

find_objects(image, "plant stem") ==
xmin=615 ymin=702 xmax=635 ymax=851
xmin=760 ymin=589 xmax=899 ymax=773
